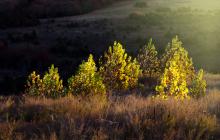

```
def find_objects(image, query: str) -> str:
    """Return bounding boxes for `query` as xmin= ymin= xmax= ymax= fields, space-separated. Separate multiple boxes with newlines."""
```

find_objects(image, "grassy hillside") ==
xmin=0 ymin=88 xmax=220 ymax=139
xmin=0 ymin=0 xmax=127 ymax=28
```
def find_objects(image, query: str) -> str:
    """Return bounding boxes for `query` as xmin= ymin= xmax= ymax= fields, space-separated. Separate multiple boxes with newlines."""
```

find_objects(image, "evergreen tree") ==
xmin=26 ymin=71 xmax=42 ymax=96
xmin=68 ymin=54 xmax=106 ymax=97
xmin=99 ymin=41 xmax=141 ymax=90
xmin=190 ymin=69 xmax=206 ymax=98
xmin=156 ymin=36 xmax=195 ymax=99
xmin=156 ymin=52 xmax=189 ymax=99
xmin=26 ymin=65 xmax=64 ymax=98
xmin=161 ymin=36 xmax=195 ymax=83
xmin=137 ymin=39 xmax=160 ymax=86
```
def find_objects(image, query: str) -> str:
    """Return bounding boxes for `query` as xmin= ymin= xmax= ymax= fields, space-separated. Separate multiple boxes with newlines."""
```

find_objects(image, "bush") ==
xmin=190 ymin=69 xmax=207 ymax=98
xmin=26 ymin=65 xmax=64 ymax=98
xmin=68 ymin=54 xmax=106 ymax=97
xmin=99 ymin=41 xmax=141 ymax=90
xmin=156 ymin=36 xmax=195 ymax=99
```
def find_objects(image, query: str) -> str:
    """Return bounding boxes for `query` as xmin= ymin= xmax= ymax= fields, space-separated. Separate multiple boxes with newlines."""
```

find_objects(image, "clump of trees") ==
xmin=26 ymin=36 xmax=206 ymax=100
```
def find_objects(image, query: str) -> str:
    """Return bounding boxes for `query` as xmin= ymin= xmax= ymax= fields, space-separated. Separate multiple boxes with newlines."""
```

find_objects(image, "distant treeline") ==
xmin=0 ymin=0 xmax=126 ymax=28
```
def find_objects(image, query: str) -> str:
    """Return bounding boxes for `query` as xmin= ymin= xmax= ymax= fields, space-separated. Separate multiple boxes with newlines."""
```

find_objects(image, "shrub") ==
xmin=99 ymin=41 xmax=141 ymax=90
xmin=68 ymin=54 xmax=106 ymax=97
xmin=137 ymin=39 xmax=160 ymax=79
xmin=26 ymin=65 xmax=64 ymax=98
xmin=156 ymin=36 xmax=195 ymax=99
xmin=190 ymin=69 xmax=207 ymax=98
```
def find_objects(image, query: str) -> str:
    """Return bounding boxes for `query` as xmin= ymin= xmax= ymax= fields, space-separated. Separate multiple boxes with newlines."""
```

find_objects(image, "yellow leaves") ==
xmin=26 ymin=65 xmax=64 ymax=98
xmin=190 ymin=69 xmax=207 ymax=98
xmin=25 ymin=38 xmax=206 ymax=101
xmin=99 ymin=41 xmax=141 ymax=90
xmin=156 ymin=36 xmax=194 ymax=100
xmin=68 ymin=54 xmax=106 ymax=97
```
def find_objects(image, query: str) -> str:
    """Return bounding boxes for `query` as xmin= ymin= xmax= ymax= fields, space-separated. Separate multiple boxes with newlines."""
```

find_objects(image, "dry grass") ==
xmin=0 ymin=91 xmax=220 ymax=140
xmin=205 ymin=73 xmax=220 ymax=90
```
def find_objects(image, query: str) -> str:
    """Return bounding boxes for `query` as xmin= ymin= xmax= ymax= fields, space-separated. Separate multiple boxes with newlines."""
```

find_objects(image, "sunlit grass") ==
xmin=0 ymin=89 xmax=220 ymax=139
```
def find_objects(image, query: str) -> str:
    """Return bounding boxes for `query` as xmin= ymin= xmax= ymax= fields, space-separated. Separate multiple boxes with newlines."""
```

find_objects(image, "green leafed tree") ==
xmin=68 ymin=54 xmax=106 ymax=97
xmin=99 ymin=41 xmax=141 ymax=90
xmin=156 ymin=52 xmax=189 ymax=100
xmin=26 ymin=71 xmax=42 ymax=96
xmin=190 ymin=69 xmax=206 ymax=98
xmin=137 ymin=39 xmax=161 ymax=86
xmin=156 ymin=36 xmax=195 ymax=99
xmin=161 ymin=36 xmax=195 ymax=83
xmin=26 ymin=65 xmax=64 ymax=98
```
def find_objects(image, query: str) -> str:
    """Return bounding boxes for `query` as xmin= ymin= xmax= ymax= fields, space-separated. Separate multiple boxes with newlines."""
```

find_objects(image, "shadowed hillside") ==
xmin=0 ymin=0 xmax=127 ymax=28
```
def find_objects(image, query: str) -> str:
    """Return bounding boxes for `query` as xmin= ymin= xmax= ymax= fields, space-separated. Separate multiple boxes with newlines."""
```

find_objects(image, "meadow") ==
xmin=0 ymin=88 xmax=220 ymax=139
xmin=1 ymin=1 xmax=220 ymax=139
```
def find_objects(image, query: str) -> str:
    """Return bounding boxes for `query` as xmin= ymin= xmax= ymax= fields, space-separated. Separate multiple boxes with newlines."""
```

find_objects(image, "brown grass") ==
xmin=0 ymin=90 xmax=220 ymax=140
xmin=205 ymin=73 xmax=220 ymax=90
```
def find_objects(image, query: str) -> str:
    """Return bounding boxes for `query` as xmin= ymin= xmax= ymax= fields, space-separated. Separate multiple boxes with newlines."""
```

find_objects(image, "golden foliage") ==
xmin=190 ymin=69 xmax=207 ymax=98
xmin=99 ymin=41 xmax=141 ymax=90
xmin=68 ymin=54 xmax=106 ymax=97
xmin=26 ymin=65 xmax=63 ymax=98
xmin=25 ymin=37 xmax=207 ymax=100
xmin=156 ymin=36 xmax=195 ymax=99
xmin=156 ymin=52 xmax=190 ymax=100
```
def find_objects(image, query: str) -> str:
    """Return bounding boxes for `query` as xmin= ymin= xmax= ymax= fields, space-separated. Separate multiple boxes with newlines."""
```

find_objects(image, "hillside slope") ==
xmin=0 ymin=0 xmax=128 ymax=28
xmin=1 ymin=0 xmax=220 ymax=94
